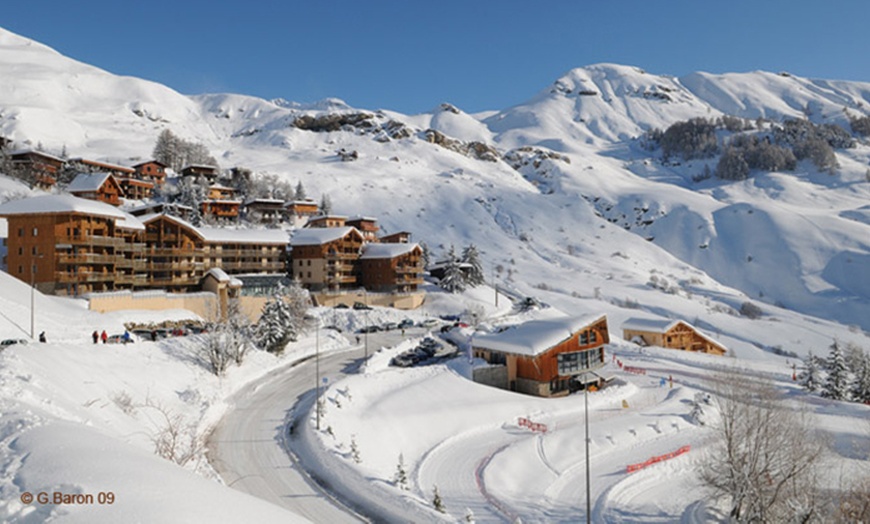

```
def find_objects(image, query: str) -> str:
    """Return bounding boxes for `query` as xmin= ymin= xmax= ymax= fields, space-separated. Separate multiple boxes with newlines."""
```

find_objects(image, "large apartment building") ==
xmin=0 ymin=195 xmax=288 ymax=296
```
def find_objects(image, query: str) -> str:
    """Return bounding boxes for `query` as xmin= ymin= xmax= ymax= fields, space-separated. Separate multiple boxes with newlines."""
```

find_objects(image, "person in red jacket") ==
xmin=101 ymin=330 xmax=108 ymax=344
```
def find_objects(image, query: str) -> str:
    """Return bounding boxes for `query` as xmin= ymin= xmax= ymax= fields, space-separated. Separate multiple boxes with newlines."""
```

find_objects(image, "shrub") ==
xmin=740 ymin=301 xmax=763 ymax=319
xmin=715 ymin=148 xmax=750 ymax=181
xmin=660 ymin=118 xmax=719 ymax=161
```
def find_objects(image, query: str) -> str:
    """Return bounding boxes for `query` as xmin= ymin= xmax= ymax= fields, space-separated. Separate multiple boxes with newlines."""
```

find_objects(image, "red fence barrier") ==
xmin=625 ymin=445 xmax=691 ymax=473
xmin=623 ymin=366 xmax=646 ymax=375
xmin=518 ymin=417 xmax=548 ymax=433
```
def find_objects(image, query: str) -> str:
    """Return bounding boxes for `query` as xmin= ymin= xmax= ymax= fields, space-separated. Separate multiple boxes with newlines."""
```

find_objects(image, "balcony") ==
xmin=57 ymin=253 xmax=121 ymax=265
xmin=61 ymin=236 xmax=125 ymax=248
xmin=55 ymin=271 xmax=116 ymax=283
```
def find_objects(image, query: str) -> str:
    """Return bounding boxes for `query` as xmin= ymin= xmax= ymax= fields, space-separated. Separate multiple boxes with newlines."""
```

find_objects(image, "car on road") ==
xmin=0 ymin=338 xmax=28 ymax=349
xmin=352 ymin=302 xmax=372 ymax=310
xmin=398 ymin=319 xmax=415 ymax=329
xmin=357 ymin=325 xmax=381 ymax=334
xmin=420 ymin=318 xmax=440 ymax=328
xmin=382 ymin=322 xmax=398 ymax=331
xmin=106 ymin=334 xmax=134 ymax=344
xmin=333 ymin=303 xmax=349 ymax=309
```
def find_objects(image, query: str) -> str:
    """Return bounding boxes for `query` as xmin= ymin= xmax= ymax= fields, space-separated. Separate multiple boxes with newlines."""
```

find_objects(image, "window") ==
xmin=18 ymin=228 xmax=23 ymax=237
xmin=32 ymin=227 xmax=38 ymax=237
xmin=31 ymin=247 xmax=37 ymax=255
xmin=580 ymin=332 xmax=589 ymax=345
xmin=18 ymin=265 xmax=23 ymax=274
xmin=18 ymin=247 xmax=23 ymax=255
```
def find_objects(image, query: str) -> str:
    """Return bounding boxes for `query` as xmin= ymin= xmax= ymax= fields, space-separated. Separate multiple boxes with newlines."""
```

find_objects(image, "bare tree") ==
xmin=699 ymin=370 xmax=826 ymax=522
xmin=143 ymin=398 xmax=206 ymax=468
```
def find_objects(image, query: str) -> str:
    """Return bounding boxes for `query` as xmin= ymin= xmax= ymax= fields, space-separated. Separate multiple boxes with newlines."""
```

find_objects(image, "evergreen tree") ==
xmin=822 ymin=340 xmax=852 ymax=401
xmin=461 ymin=244 xmax=485 ymax=287
xmin=394 ymin=453 xmax=409 ymax=490
xmin=319 ymin=193 xmax=333 ymax=215
xmin=254 ymin=281 xmax=310 ymax=353
xmin=797 ymin=350 xmax=824 ymax=393
xmin=420 ymin=242 xmax=431 ymax=268
xmin=294 ymin=181 xmax=307 ymax=201
xmin=849 ymin=349 xmax=870 ymax=403
xmin=432 ymin=484 xmax=445 ymax=513
xmin=439 ymin=245 xmax=466 ymax=293
xmin=176 ymin=176 xmax=206 ymax=226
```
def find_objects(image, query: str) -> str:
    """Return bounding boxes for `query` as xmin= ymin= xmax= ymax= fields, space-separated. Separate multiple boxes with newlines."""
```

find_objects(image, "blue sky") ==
xmin=4 ymin=1 xmax=869 ymax=114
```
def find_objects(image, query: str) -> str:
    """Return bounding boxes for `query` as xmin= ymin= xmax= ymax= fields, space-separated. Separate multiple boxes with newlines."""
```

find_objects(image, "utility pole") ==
xmin=315 ymin=318 xmax=321 ymax=430
xmin=584 ymin=373 xmax=591 ymax=524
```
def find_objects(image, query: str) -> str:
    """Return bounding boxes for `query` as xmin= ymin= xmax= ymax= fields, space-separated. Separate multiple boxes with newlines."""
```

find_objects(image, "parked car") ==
xmin=106 ymin=334 xmax=133 ymax=344
xmin=420 ymin=318 xmax=440 ymax=328
xmin=353 ymin=302 xmax=372 ymax=310
xmin=324 ymin=324 xmax=343 ymax=333
xmin=398 ymin=319 xmax=415 ymax=329
xmin=0 ymin=338 xmax=28 ymax=348
xmin=184 ymin=324 xmax=206 ymax=334
xmin=357 ymin=325 xmax=381 ymax=334
xmin=333 ymin=303 xmax=349 ymax=309
xmin=440 ymin=314 xmax=461 ymax=322
xmin=382 ymin=322 xmax=398 ymax=331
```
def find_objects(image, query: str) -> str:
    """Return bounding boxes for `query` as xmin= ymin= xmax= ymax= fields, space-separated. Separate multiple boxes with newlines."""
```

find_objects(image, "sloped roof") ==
xmin=290 ymin=226 xmax=359 ymax=246
xmin=360 ymin=243 xmax=420 ymax=259
xmin=621 ymin=317 xmax=679 ymax=333
xmin=67 ymin=172 xmax=115 ymax=192
xmin=0 ymin=194 xmax=127 ymax=219
xmin=142 ymin=213 xmax=290 ymax=244
xmin=472 ymin=314 xmax=607 ymax=357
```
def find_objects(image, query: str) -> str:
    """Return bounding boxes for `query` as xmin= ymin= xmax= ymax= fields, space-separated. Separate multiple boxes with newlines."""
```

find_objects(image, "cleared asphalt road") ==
xmin=207 ymin=328 xmax=425 ymax=523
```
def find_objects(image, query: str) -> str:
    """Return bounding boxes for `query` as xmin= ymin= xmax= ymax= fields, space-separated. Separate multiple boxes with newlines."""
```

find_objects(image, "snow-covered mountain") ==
xmin=0 ymin=26 xmax=868 ymax=336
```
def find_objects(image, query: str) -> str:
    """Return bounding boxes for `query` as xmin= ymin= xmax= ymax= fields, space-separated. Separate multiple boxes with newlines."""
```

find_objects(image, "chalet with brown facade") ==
xmin=8 ymin=150 xmax=64 ymax=190
xmin=289 ymin=227 xmax=364 ymax=291
xmin=132 ymin=160 xmax=167 ymax=185
xmin=244 ymin=198 xmax=285 ymax=224
xmin=472 ymin=315 xmax=609 ymax=397
xmin=0 ymin=195 xmax=146 ymax=295
xmin=67 ymin=173 xmax=123 ymax=206
xmin=622 ymin=318 xmax=727 ymax=356
xmin=117 ymin=176 xmax=155 ymax=200
xmin=380 ymin=231 xmax=412 ymax=244
xmin=180 ymin=164 xmax=219 ymax=183
xmin=307 ymin=215 xmax=347 ymax=228
xmin=129 ymin=202 xmax=195 ymax=222
xmin=359 ymin=243 xmax=423 ymax=293
xmin=346 ymin=216 xmax=379 ymax=241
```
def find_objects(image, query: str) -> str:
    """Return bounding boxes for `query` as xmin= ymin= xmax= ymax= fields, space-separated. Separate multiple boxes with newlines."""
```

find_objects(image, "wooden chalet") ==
xmin=472 ymin=315 xmax=609 ymax=397
xmin=201 ymin=199 xmax=241 ymax=221
xmin=66 ymin=158 xmax=135 ymax=178
xmin=132 ymin=160 xmax=167 ymax=185
xmin=622 ymin=318 xmax=727 ymax=356
xmin=180 ymin=164 xmax=219 ymax=183
xmin=380 ymin=231 xmax=412 ymax=244
xmin=8 ymin=149 xmax=64 ymax=190
xmin=129 ymin=202 xmax=195 ymax=222
xmin=346 ymin=216 xmax=379 ymax=241
xmin=359 ymin=243 xmax=423 ymax=293
xmin=67 ymin=173 xmax=124 ymax=206
xmin=141 ymin=214 xmax=288 ymax=292
xmin=244 ymin=198 xmax=285 ymax=224
xmin=117 ymin=176 xmax=155 ymax=200
xmin=0 ymin=195 xmax=147 ymax=296
xmin=289 ymin=227 xmax=364 ymax=291
xmin=307 ymin=214 xmax=347 ymax=228
xmin=207 ymin=183 xmax=236 ymax=200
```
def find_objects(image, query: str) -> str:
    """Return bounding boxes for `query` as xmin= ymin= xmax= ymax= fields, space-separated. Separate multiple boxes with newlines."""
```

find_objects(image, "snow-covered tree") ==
xmin=461 ymin=244 xmax=485 ymax=287
xmin=175 ymin=176 xmax=207 ymax=226
xmin=294 ymin=181 xmax=307 ymax=201
xmin=432 ymin=484 xmax=445 ymax=513
xmin=319 ymin=193 xmax=333 ymax=215
xmin=394 ymin=453 xmax=409 ymax=490
xmin=350 ymin=435 xmax=361 ymax=464
xmin=797 ymin=350 xmax=824 ymax=393
xmin=849 ymin=348 xmax=870 ymax=403
xmin=420 ymin=242 xmax=431 ymax=268
xmin=152 ymin=128 xmax=218 ymax=172
xmin=254 ymin=281 xmax=310 ymax=354
xmin=439 ymin=245 xmax=466 ymax=293
xmin=822 ymin=340 xmax=852 ymax=401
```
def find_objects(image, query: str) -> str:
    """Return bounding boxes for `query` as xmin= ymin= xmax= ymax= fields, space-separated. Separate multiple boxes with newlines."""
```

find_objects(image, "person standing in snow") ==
xmin=39 ymin=332 xmax=46 ymax=343
xmin=92 ymin=330 xmax=99 ymax=344
xmin=101 ymin=330 xmax=108 ymax=344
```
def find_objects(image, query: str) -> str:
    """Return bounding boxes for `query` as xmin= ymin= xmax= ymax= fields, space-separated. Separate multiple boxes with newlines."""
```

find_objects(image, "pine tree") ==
xmin=432 ymin=485 xmax=445 ymax=513
xmin=439 ymin=245 xmax=466 ymax=293
xmin=849 ymin=349 xmax=870 ymax=403
xmin=319 ymin=193 xmax=333 ymax=215
xmin=461 ymin=244 xmax=485 ymax=287
xmin=394 ymin=453 xmax=409 ymax=490
xmin=294 ymin=181 xmax=307 ymax=201
xmin=822 ymin=340 xmax=852 ymax=401
xmin=420 ymin=242 xmax=431 ymax=268
xmin=254 ymin=281 xmax=310 ymax=353
xmin=797 ymin=350 xmax=823 ymax=393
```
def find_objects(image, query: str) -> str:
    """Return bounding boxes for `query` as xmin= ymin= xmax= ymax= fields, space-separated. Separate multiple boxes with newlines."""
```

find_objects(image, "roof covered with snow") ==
xmin=142 ymin=213 xmax=290 ymax=245
xmin=621 ymin=317 xmax=680 ymax=333
xmin=360 ymin=243 xmax=419 ymax=259
xmin=472 ymin=314 xmax=607 ymax=356
xmin=67 ymin=172 xmax=114 ymax=192
xmin=0 ymin=194 xmax=127 ymax=219
xmin=290 ymin=226 xmax=358 ymax=246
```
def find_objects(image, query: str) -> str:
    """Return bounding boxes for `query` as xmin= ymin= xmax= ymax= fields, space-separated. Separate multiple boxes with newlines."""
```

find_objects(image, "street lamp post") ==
xmin=363 ymin=289 xmax=369 ymax=360
xmin=584 ymin=373 xmax=591 ymax=524
xmin=315 ymin=318 xmax=321 ymax=431
xmin=30 ymin=253 xmax=43 ymax=340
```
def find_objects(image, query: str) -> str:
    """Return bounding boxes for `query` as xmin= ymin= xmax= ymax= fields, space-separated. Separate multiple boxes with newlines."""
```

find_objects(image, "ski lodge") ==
xmin=621 ymin=317 xmax=727 ymax=356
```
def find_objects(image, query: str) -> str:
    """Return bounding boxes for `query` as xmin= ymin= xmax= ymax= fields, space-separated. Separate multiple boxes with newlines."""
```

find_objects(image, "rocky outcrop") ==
xmin=423 ymin=129 xmax=499 ymax=162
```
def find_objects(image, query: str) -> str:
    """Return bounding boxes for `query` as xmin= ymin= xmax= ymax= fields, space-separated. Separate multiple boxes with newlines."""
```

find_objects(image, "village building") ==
xmin=346 ymin=216 xmax=379 ymax=242
xmin=180 ymin=164 xmax=219 ymax=183
xmin=132 ymin=160 xmax=167 ymax=185
xmin=622 ymin=318 xmax=727 ymax=356
xmin=140 ymin=213 xmax=288 ymax=292
xmin=66 ymin=158 xmax=135 ymax=179
xmin=116 ymin=176 xmax=155 ymax=200
xmin=359 ymin=243 xmax=424 ymax=293
xmin=199 ymin=183 xmax=241 ymax=220
xmin=8 ymin=149 xmax=64 ymax=190
xmin=0 ymin=194 xmax=146 ymax=295
xmin=289 ymin=227 xmax=364 ymax=292
xmin=472 ymin=315 xmax=609 ymax=397
xmin=244 ymin=198 xmax=285 ymax=224
xmin=307 ymin=214 xmax=347 ymax=229
xmin=128 ymin=202 xmax=195 ymax=222
xmin=67 ymin=173 xmax=124 ymax=206
xmin=380 ymin=231 xmax=412 ymax=244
